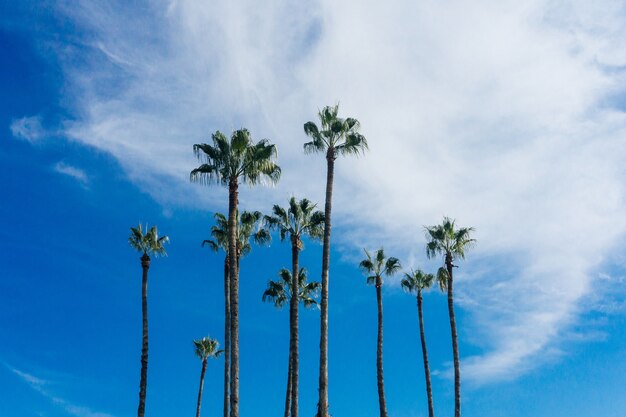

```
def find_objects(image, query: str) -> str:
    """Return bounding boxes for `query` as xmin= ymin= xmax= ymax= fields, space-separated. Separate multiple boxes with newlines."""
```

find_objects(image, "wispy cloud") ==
xmin=54 ymin=162 xmax=90 ymax=187
xmin=47 ymin=0 xmax=626 ymax=382
xmin=10 ymin=115 xmax=45 ymax=143
xmin=8 ymin=364 xmax=114 ymax=417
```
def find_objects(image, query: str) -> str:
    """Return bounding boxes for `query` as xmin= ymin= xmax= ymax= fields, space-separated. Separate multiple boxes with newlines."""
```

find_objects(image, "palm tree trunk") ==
xmin=375 ymin=276 xmax=388 ymax=417
xmin=445 ymin=253 xmax=460 ymax=417
xmin=284 ymin=347 xmax=292 ymax=417
xmin=196 ymin=359 xmax=208 ymax=417
xmin=137 ymin=254 xmax=150 ymax=417
xmin=228 ymin=179 xmax=240 ymax=417
xmin=223 ymin=257 xmax=231 ymax=417
xmin=417 ymin=291 xmax=434 ymax=417
xmin=317 ymin=150 xmax=335 ymax=417
xmin=290 ymin=241 xmax=300 ymax=417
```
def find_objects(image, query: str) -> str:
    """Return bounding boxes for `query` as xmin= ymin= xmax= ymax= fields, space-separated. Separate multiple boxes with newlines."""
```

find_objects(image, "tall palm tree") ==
xmin=191 ymin=129 xmax=279 ymax=417
xmin=262 ymin=267 xmax=321 ymax=417
xmin=265 ymin=197 xmax=324 ymax=417
xmin=202 ymin=211 xmax=270 ymax=417
xmin=358 ymin=249 xmax=401 ymax=417
xmin=425 ymin=217 xmax=475 ymax=417
xmin=303 ymin=105 xmax=368 ymax=417
xmin=128 ymin=224 xmax=169 ymax=417
xmin=401 ymin=269 xmax=436 ymax=417
xmin=193 ymin=336 xmax=224 ymax=417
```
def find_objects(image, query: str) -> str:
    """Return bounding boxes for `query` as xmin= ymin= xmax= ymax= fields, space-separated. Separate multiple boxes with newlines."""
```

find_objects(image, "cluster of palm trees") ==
xmin=127 ymin=104 xmax=476 ymax=417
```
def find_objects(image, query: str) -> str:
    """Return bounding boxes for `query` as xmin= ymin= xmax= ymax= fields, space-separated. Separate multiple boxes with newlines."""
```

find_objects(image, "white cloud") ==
xmin=50 ymin=0 xmax=626 ymax=382
xmin=10 ymin=116 xmax=45 ymax=143
xmin=54 ymin=162 xmax=90 ymax=187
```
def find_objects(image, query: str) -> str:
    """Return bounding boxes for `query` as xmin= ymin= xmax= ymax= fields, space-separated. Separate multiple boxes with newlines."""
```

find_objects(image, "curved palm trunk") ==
xmin=284 ymin=347 xmax=292 ymax=417
xmin=228 ymin=179 xmax=240 ymax=417
xmin=137 ymin=254 xmax=150 ymax=417
xmin=196 ymin=359 xmax=208 ymax=417
xmin=223 ymin=257 xmax=231 ymax=417
xmin=445 ymin=254 xmax=460 ymax=417
xmin=290 ymin=241 xmax=300 ymax=417
xmin=417 ymin=291 xmax=434 ymax=417
xmin=317 ymin=151 xmax=335 ymax=417
xmin=375 ymin=276 xmax=388 ymax=417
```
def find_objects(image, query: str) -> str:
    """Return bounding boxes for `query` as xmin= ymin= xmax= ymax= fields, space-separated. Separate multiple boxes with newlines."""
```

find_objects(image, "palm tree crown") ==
xmin=190 ymin=129 xmax=281 ymax=186
xmin=262 ymin=268 xmax=321 ymax=309
xmin=194 ymin=337 xmax=224 ymax=362
xmin=303 ymin=104 xmax=368 ymax=159
xmin=264 ymin=197 xmax=324 ymax=248
xmin=425 ymin=217 xmax=475 ymax=262
xmin=203 ymin=211 xmax=271 ymax=256
xmin=359 ymin=249 xmax=402 ymax=285
xmin=401 ymin=269 xmax=435 ymax=294
xmin=128 ymin=224 xmax=169 ymax=256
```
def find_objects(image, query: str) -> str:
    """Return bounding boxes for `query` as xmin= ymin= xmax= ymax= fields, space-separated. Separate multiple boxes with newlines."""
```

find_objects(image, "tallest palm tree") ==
xmin=425 ymin=217 xmax=475 ymax=417
xmin=304 ymin=105 xmax=368 ymax=417
xmin=191 ymin=129 xmax=280 ymax=417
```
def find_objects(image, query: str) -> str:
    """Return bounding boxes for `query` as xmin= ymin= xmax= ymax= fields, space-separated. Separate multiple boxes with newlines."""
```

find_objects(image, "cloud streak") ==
xmin=41 ymin=0 xmax=626 ymax=382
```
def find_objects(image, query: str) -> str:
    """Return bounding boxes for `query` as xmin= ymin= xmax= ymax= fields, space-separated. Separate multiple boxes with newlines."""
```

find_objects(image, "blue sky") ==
xmin=1 ymin=1 xmax=626 ymax=416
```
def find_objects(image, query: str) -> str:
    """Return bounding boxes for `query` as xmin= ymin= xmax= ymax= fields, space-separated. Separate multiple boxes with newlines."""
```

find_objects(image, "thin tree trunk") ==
xmin=137 ymin=254 xmax=150 ymax=417
xmin=284 ymin=347 xmax=292 ymax=417
xmin=446 ymin=253 xmax=460 ymax=417
xmin=228 ymin=179 xmax=240 ymax=417
xmin=417 ymin=291 xmax=434 ymax=417
xmin=290 ymin=241 xmax=300 ymax=417
xmin=375 ymin=276 xmax=388 ymax=417
xmin=317 ymin=151 xmax=335 ymax=417
xmin=223 ymin=257 xmax=231 ymax=417
xmin=196 ymin=359 xmax=208 ymax=417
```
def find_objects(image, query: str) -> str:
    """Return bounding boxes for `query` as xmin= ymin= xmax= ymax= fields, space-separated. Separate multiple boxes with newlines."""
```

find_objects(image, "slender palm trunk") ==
xmin=417 ymin=291 xmax=434 ymax=417
xmin=228 ymin=179 xmax=240 ymax=417
xmin=284 ymin=347 xmax=292 ymax=417
xmin=375 ymin=276 xmax=388 ymax=417
xmin=317 ymin=151 xmax=335 ymax=417
xmin=223 ymin=257 xmax=231 ymax=417
xmin=445 ymin=253 xmax=460 ymax=417
xmin=290 ymin=240 xmax=300 ymax=417
xmin=137 ymin=254 xmax=150 ymax=417
xmin=196 ymin=359 xmax=208 ymax=417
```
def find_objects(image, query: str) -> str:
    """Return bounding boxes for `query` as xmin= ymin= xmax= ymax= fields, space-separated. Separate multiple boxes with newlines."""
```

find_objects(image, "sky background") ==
xmin=1 ymin=1 xmax=626 ymax=416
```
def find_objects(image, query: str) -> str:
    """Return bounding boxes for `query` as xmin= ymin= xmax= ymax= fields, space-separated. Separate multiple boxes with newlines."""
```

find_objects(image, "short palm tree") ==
xmin=262 ymin=267 xmax=321 ymax=417
xmin=304 ymin=105 xmax=368 ymax=417
xmin=265 ymin=197 xmax=324 ymax=417
xmin=191 ymin=129 xmax=280 ymax=417
xmin=193 ymin=337 xmax=224 ymax=417
xmin=358 ymin=249 xmax=401 ymax=417
xmin=401 ymin=269 xmax=436 ymax=417
xmin=425 ymin=217 xmax=475 ymax=417
xmin=202 ymin=211 xmax=270 ymax=417
xmin=128 ymin=224 xmax=169 ymax=417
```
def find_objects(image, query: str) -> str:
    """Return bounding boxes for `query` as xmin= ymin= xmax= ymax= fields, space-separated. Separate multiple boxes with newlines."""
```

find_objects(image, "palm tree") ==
xmin=265 ymin=197 xmax=324 ymax=417
xmin=401 ymin=269 xmax=436 ymax=417
xmin=191 ymin=129 xmax=280 ymax=417
xmin=193 ymin=337 xmax=224 ymax=417
xmin=262 ymin=267 xmax=321 ymax=417
xmin=128 ymin=224 xmax=169 ymax=417
xmin=425 ymin=217 xmax=475 ymax=417
xmin=202 ymin=211 xmax=270 ymax=417
xmin=358 ymin=249 xmax=401 ymax=417
xmin=303 ymin=105 xmax=368 ymax=417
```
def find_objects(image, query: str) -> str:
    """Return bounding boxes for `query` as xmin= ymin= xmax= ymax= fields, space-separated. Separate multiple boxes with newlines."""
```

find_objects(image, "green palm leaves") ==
xmin=128 ymin=224 xmax=169 ymax=256
xmin=401 ymin=269 xmax=435 ymax=294
xmin=194 ymin=337 xmax=224 ymax=361
xmin=203 ymin=211 xmax=270 ymax=257
xmin=359 ymin=249 xmax=401 ymax=285
xmin=262 ymin=268 xmax=321 ymax=309
xmin=265 ymin=197 xmax=324 ymax=248
xmin=191 ymin=129 xmax=281 ymax=186
xmin=425 ymin=217 xmax=475 ymax=262
xmin=303 ymin=105 xmax=369 ymax=158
